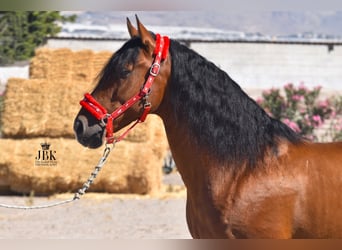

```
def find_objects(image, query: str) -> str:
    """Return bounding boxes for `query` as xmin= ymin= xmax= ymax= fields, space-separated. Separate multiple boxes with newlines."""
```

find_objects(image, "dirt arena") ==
xmin=0 ymin=172 xmax=191 ymax=239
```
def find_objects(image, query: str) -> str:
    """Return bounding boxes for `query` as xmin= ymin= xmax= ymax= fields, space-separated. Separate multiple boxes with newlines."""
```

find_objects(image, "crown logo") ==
xmin=40 ymin=142 xmax=50 ymax=150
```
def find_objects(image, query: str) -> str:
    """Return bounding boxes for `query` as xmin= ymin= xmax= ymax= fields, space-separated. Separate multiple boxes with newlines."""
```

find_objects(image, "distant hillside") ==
xmin=62 ymin=11 xmax=342 ymax=37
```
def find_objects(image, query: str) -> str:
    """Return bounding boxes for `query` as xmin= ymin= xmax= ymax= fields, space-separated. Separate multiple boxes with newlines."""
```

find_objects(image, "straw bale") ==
xmin=1 ymin=78 xmax=86 ymax=137
xmin=48 ymin=48 xmax=73 ymax=82
xmin=30 ymin=48 xmax=74 ymax=82
xmin=0 ymin=137 xmax=167 ymax=195
xmin=30 ymin=48 xmax=112 ymax=83
xmin=120 ymin=115 xmax=164 ymax=143
xmin=2 ymin=78 xmax=48 ymax=137
xmin=29 ymin=48 xmax=52 ymax=79
xmin=72 ymin=50 xmax=95 ymax=83
xmin=92 ymin=51 xmax=112 ymax=79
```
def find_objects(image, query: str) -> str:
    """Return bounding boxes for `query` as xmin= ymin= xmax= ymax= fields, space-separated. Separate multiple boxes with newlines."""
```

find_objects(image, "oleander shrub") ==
xmin=257 ymin=83 xmax=342 ymax=142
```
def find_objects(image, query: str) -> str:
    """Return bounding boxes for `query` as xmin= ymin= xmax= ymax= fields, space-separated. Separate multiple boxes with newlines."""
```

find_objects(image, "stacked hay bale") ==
xmin=29 ymin=48 xmax=51 ymax=79
xmin=1 ymin=78 xmax=80 ymax=137
xmin=0 ymin=48 xmax=168 ymax=195
xmin=72 ymin=50 xmax=96 ymax=83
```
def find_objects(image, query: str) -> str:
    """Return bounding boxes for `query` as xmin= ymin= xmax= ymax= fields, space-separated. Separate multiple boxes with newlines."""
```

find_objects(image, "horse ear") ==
xmin=127 ymin=17 xmax=138 ymax=38
xmin=136 ymin=15 xmax=155 ymax=56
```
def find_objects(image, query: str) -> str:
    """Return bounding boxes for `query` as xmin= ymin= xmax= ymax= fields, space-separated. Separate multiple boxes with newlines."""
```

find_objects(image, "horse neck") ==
xmin=155 ymin=40 xmax=300 ymax=191
xmin=155 ymin=41 xmax=250 ymax=189
xmin=158 ymin=104 xmax=240 ymax=192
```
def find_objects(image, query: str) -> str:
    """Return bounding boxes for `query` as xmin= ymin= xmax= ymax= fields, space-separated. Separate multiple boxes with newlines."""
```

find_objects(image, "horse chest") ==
xmin=185 ymin=192 xmax=235 ymax=239
xmin=185 ymin=170 xmax=304 ymax=239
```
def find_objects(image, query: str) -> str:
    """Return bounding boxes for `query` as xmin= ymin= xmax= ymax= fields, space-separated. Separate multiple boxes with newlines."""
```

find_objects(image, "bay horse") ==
xmin=74 ymin=16 xmax=342 ymax=238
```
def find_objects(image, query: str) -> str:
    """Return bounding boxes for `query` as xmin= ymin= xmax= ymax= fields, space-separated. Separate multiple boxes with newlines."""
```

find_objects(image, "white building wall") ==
xmin=0 ymin=65 xmax=29 ymax=93
xmin=46 ymin=39 xmax=124 ymax=52
xmin=191 ymin=42 xmax=342 ymax=91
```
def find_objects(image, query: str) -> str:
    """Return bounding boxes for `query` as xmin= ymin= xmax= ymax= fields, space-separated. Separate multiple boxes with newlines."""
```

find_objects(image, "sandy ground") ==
xmin=0 ymin=172 xmax=192 ymax=239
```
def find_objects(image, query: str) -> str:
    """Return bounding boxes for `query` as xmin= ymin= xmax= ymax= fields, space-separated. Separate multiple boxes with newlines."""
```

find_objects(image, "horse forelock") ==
xmin=95 ymin=32 xmax=159 ymax=89
xmin=95 ymin=37 xmax=143 ymax=89
xmin=168 ymin=39 xmax=302 ymax=170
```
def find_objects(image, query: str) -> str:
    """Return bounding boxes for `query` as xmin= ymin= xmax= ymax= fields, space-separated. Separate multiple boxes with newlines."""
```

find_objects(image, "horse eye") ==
xmin=120 ymin=69 xmax=131 ymax=79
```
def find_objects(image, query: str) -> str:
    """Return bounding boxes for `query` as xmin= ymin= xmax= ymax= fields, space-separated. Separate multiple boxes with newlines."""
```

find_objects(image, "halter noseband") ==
xmin=80 ymin=34 xmax=170 ymax=144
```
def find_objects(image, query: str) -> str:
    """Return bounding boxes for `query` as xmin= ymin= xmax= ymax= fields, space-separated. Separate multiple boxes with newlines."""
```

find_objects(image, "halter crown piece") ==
xmin=80 ymin=34 xmax=170 ymax=144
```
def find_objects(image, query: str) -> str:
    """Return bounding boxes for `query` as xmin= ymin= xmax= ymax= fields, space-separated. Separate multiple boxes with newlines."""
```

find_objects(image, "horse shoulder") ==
xmin=227 ymin=141 xmax=342 ymax=238
xmin=286 ymin=141 xmax=342 ymax=237
xmin=216 ymin=141 xmax=308 ymax=238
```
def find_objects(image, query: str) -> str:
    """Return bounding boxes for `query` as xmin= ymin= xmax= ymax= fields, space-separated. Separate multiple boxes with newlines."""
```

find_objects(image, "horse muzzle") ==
xmin=73 ymin=115 xmax=105 ymax=149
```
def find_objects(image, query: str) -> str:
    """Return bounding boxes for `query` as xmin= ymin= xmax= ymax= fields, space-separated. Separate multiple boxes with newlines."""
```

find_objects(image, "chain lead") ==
xmin=73 ymin=143 xmax=114 ymax=200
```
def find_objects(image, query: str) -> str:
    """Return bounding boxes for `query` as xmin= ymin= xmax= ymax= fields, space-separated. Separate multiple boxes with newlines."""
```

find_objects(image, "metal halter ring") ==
xmin=100 ymin=114 xmax=111 ymax=127
xmin=150 ymin=63 xmax=161 ymax=77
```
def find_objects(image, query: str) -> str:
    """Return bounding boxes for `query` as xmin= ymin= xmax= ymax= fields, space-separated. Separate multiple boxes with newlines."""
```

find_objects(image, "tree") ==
xmin=0 ymin=11 xmax=76 ymax=65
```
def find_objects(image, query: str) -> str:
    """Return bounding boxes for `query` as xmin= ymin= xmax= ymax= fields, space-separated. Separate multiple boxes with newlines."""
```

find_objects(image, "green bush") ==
xmin=0 ymin=11 xmax=76 ymax=65
xmin=257 ymin=83 xmax=342 ymax=142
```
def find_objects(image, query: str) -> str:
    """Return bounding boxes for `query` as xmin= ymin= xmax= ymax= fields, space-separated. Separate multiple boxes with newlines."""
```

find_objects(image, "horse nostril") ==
xmin=74 ymin=120 xmax=84 ymax=136
xmin=74 ymin=116 xmax=88 ymax=137
xmin=74 ymin=115 xmax=104 ymax=148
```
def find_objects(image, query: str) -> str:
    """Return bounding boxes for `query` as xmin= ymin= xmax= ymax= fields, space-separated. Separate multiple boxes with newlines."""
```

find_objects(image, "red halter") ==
xmin=80 ymin=34 xmax=170 ymax=144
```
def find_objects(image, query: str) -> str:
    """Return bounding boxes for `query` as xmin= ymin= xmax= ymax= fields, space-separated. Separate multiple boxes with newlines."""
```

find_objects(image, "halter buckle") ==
xmin=150 ymin=63 xmax=160 ymax=77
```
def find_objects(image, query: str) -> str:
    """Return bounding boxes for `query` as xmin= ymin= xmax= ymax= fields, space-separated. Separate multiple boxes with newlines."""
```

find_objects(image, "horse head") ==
xmin=74 ymin=16 xmax=171 ymax=148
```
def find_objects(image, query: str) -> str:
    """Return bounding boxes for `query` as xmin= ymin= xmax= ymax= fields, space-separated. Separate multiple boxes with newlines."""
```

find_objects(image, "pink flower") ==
xmin=256 ymin=98 xmax=263 ymax=105
xmin=312 ymin=115 xmax=321 ymax=121
xmin=299 ymin=108 xmax=306 ymax=114
xmin=283 ymin=118 xmax=301 ymax=133
xmin=292 ymin=95 xmax=304 ymax=102
xmin=298 ymin=82 xmax=308 ymax=92
xmin=304 ymin=114 xmax=312 ymax=126
xmin=318 ymin=100 xmax=329 ymax=109
xmin=312 ymin=115 xmax=322 ymax=128
xmin=284 ymin=83 xmax=294 ymax=90
xmin=262 ymin=90 xmax=271 ymax=96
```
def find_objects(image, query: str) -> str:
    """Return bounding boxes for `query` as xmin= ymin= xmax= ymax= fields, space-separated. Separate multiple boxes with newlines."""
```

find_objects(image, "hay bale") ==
xmin=2 ymin=78 xmax=47 ymax=137
xmin=0 ymin=137 xmax=167 ymax=195
xmin=92 ymin=51 xmax=112 ymax=79
xmin=122 ymin=118 xmax=157 ymax=143
xmin=1 ymin=78 xmax=87 ymax=137
xmin=48 ymin=48 xmax=73 ymax=81
xmin=31 ymin=48 xmax=112 ymax=83
xmin=72 ymin=50 xmax=95 ymax=83
xmin=30 ymin=48 xmax=73 ymax=82
xmin=29 ymin=48 xmax=52 ymax=79
xmin=4 ymin=49 xmax=116 ymax=138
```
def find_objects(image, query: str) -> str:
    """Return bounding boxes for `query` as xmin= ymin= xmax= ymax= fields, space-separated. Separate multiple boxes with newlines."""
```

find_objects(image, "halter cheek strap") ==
xmin=80 ymin=34 xmax=169 ymax=144
xmin=154 ymin=34 xmax=170 ymax=61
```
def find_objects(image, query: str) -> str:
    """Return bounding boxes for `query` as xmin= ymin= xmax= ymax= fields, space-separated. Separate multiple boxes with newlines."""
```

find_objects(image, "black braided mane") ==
xmin=168 ymin=39 xmax=302 ymax=169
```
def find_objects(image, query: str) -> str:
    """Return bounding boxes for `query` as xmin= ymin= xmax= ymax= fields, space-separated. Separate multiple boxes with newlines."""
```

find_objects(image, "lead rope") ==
xmin=0 ymin=143 xmax=114 ymax=210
